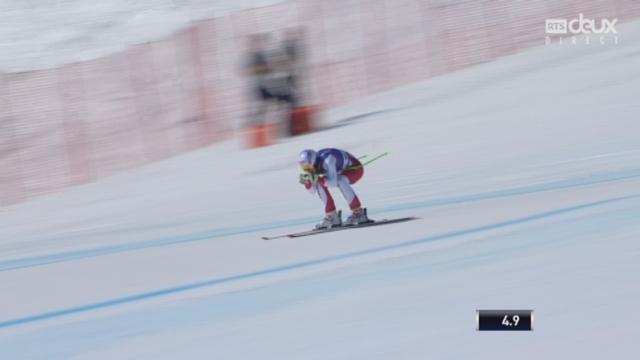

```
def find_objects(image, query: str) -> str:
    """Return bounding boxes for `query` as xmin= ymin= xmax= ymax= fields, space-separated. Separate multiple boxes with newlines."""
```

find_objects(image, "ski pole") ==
xmin=361 ymin=151 xmax=389 ymax=166
xmin=344 ymin=151 xmax=389 ymax=171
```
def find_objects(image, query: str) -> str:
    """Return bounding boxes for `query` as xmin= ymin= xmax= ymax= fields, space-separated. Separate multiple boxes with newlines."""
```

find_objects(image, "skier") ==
xmin=298 ymin=148 xmax=370 ymax=229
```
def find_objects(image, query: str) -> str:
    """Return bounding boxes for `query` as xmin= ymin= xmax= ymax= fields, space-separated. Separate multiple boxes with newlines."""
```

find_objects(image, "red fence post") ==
xmin=56 ymin=64 xmax=93 ymax=187
xmin=189 ymin=25 xmax=215 ymax=147
xmin=0 ymin=73 xmax=27 ymax=206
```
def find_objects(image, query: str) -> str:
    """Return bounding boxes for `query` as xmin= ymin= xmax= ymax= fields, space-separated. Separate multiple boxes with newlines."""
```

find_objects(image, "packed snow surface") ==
xmin=1 ymin=21 xmax=639 ymax=360
xmin=0 ymin=0 xmax=281 ymax=72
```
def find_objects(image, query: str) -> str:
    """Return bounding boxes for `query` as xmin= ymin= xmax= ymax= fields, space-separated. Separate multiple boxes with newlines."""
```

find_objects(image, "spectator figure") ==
xmin=282 ymin=27 xmax=307 ymax=108
xmin=244 ymin=33 xmax=294 ymax=128
xmin=281 ymin=27 xmax=315 ymax=136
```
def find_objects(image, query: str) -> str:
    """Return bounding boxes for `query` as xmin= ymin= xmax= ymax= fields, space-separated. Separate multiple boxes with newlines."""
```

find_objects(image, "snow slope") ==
xmin=0 ymin=0 xmax=281 ymax=72
xmin=1 ymin=21 xmax=640 ymax=359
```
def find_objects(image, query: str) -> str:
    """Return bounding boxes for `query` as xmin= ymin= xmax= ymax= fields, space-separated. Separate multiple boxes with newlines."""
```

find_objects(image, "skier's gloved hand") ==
xmin=299 ymin=172 xmax=318 ymax=185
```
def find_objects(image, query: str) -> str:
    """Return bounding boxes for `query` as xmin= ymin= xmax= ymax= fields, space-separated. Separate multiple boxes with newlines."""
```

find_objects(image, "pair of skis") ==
xmin=261 ymin=216 xmax=418 ymax=240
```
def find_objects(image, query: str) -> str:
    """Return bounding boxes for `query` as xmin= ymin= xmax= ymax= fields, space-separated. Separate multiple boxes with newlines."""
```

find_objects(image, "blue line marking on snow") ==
xmin=0 ymin=194 xmax=637 ymax=329
xmin=0 ymin=168 xmax=639 ymax=272
xmin=0 ymin=217 xmax=316 ymax=272
xmin=376 ymin=168 xmax=640 ymax=214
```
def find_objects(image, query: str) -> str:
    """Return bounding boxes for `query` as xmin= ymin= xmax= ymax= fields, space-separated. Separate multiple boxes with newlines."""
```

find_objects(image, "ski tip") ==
xmin=262 ymin=235 xmax=290 ymax=240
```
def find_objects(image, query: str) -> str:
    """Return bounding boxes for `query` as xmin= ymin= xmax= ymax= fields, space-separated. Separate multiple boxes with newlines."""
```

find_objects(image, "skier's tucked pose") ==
xmin=298 ymin=148 xmax=370 ymax=229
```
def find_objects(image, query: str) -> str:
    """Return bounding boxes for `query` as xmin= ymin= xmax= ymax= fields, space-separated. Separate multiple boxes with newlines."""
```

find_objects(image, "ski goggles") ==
xmin=301 ymin=163 xmax=315 ymax=172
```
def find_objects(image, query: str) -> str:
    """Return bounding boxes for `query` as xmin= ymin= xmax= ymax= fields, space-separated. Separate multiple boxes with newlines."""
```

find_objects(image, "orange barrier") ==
xmin=246 ymin=124 xmax=275 ymax=148
xmin=289 ymin=106 xmax=316 ymax=136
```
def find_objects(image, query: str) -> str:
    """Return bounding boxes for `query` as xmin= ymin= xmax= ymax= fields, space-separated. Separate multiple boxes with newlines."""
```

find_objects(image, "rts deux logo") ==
xmin=545 ymin=13 xmax=619 ymax=45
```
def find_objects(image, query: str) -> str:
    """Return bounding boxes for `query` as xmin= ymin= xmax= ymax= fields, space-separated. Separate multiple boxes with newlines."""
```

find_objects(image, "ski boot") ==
xmin=344 ymin=208 xmax=371 ymax=226
xmin=315 ymin=210 xmax=342 ymax=230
